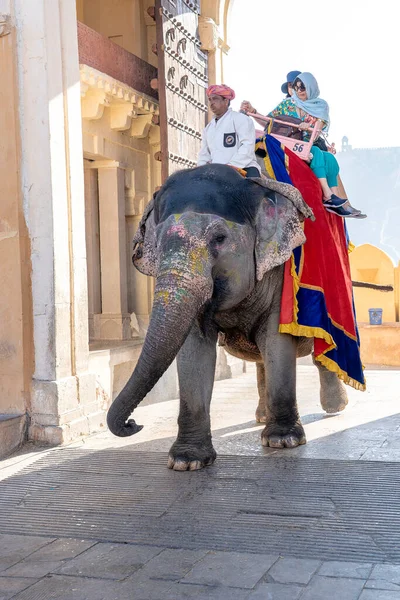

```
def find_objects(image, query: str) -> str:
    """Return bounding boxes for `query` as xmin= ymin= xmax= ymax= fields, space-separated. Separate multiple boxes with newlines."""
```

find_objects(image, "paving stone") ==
xmin=11 ymin=574 xmax=135 ymax=600
xmin=182 ymin=550 xmax=278 ymax=589
xmin=300 ymin=575 xmax=365 ymax=600
xmin=268 ymin=557 xmax=321 ymax=585
xmin=0 ymin=577 xmax=38 ymax=600
xmin=56 ymin=542 xmax=162 ymax=580
xmin=359 ymin=591 xmax=400 ymax=600
xmin=247 ymin=582 xmax=303 ymax=599
xmin=162 ymin=582 xmax=250 ymax=600
xmin=367 ymin=564 xmax=400 ymax=589
xmin=0 ymin=535 xmax=55 ymax=572
xmin=319 ymin=560 xmax=373 ymax=579
xmin=118 ymin=572 xmax=177 ymax=600
xmin=135 ymin=548 xmax=208 ymax=582
xmin=3 ymin=560 xmax=65 ymax=578
xmin=28 ymin=538 xmax=97 ymax=561
xmin=365 ymin=580 xmax=400 ymax=591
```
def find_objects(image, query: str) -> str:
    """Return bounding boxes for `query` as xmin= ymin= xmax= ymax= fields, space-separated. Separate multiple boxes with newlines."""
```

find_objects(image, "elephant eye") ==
xmin=214 ymin=234 xmax=226 ymax=244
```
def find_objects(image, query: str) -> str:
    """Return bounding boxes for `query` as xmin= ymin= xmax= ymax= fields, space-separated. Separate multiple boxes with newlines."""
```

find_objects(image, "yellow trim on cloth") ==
xmin=279 ymin=255 xmax=366 ymax=391
xmin=263 ymin=154 xmax=276 ymax=180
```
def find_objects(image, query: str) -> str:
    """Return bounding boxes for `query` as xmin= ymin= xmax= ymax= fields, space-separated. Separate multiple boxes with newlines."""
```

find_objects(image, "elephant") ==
xmin=107 ymin=164 xmax=349 ymax=470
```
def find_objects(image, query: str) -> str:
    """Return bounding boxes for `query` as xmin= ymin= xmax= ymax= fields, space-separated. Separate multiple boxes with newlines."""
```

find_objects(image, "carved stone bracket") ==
xmin=0 ymin=14 xmax=11 ymax=37
xmin=149 ymin=124 xmax=161 ymax=145
xmin=130 ymin=114 xmax=153 ymax=139
xmin=198 ymin=16 xmax=218 ymax=51
xmin=81 ymin=90 xmax=109 ymax=120
xmin=80 ymin=64 xmax=159 ymax=135
xmin=110 ymin=104 xmax=135 ymax=131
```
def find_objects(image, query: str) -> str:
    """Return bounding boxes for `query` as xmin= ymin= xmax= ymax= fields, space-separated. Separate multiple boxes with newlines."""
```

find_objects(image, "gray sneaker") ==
xmin=325 ymin=205 xmax=356 ymax=218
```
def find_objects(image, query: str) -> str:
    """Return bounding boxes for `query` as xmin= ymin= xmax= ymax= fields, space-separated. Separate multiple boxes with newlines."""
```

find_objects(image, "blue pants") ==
xmin=310 ymin=146 xmax=339 ymax=187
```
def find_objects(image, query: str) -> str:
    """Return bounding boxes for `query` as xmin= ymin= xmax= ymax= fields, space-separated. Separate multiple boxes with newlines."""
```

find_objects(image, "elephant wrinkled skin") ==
xmin=107 ymin=164 xmax=349 ymax=470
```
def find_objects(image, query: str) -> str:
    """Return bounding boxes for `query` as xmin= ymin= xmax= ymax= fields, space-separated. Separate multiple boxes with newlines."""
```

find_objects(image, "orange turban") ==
xmin=206 ymin=84 xmax=236 ymax=100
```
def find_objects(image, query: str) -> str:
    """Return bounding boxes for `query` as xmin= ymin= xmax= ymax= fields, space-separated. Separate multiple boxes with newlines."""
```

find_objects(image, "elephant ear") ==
xmin=132 ymin=197 xmax=157 ymax=276
xmin=255 ymin=190 xmax=306 ymax=281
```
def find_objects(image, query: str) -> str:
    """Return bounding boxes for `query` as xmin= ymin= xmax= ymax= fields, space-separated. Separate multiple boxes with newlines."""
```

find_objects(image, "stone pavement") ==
xmin=1 ymin=363 xmax=400 ymax=599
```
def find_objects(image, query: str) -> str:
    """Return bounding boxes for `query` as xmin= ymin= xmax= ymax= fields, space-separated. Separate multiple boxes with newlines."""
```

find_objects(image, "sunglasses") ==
xmin=293 ymin=81 xmax=306 ymax=92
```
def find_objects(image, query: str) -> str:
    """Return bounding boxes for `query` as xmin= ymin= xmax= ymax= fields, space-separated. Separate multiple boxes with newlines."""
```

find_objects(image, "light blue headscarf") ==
xmin=291 ymin=72 xmax=330 ymax=128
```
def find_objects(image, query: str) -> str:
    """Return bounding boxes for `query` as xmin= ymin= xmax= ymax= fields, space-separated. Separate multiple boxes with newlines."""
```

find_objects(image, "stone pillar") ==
xmin=93 ymin=161 xmax=131 ymax=340
xmin=84 ymin=162 xmax=101 ymax=340
xmin=12 ymin=0 xmax=100 ymax=444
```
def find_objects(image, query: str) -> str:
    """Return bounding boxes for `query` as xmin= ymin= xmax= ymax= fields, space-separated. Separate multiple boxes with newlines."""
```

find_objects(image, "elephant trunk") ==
xmin=107 ymin=266 xmax=213 ymax=437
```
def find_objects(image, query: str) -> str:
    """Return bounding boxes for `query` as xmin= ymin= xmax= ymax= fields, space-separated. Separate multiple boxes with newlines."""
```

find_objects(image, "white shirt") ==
xmin=197 ymin=108 xmax=260 ymax=173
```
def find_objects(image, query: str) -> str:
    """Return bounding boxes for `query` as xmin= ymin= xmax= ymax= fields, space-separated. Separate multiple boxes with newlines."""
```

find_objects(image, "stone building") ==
xmin=0 ymin=0 xmax=236 ymax=458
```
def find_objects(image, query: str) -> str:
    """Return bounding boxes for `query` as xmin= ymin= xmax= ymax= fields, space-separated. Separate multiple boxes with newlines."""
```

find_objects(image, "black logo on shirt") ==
xmin=223 ymin=132 xmax=236 ymax=147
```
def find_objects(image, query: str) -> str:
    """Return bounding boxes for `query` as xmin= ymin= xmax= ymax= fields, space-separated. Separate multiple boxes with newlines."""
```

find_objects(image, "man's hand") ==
xmin=240 ymin=100 xmax=255 ymax=114
xmin=298 ymin=122 xmax=310 ymax=131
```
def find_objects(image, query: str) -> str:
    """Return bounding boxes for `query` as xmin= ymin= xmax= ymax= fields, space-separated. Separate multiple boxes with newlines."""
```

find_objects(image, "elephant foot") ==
xmin=167 ymin=441 xmax=217 ymax=471
xmin=261 ymin=420 xmax=306 ymax=449
xmin=313 ymin=355 xmax=350 ymax=414
xmin=320 ymin=390 xmax=349 ymax=414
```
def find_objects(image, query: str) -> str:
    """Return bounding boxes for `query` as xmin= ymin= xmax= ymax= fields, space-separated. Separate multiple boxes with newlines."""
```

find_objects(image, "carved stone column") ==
xmin=93 ymin=161 xmax=131 ymax=340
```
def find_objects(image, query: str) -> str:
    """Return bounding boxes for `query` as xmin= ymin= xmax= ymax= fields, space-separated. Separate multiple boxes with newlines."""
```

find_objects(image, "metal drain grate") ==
xmin=1 ymin=448 xmax=399 ymax=562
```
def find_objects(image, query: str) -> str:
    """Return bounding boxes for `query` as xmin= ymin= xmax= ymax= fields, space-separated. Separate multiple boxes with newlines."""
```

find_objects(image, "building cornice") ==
xmin=80 ymin=64 xmax=159 ymax=136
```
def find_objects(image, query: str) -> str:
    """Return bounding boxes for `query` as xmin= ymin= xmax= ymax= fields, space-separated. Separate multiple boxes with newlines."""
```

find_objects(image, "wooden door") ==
xmin=155 ymin=0 xmax=208 ymax=181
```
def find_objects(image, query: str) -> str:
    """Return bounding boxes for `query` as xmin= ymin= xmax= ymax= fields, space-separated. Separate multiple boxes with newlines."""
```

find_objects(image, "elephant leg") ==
xmin=255 ymin=362 xmax=268 ymax=423
xmin=168 ymin=324 xmax=218 ymax=471
xmin=313 ymin=354 xmax=349 ymax=413
xmin=256 ymin=313 xmax=306 ymax=448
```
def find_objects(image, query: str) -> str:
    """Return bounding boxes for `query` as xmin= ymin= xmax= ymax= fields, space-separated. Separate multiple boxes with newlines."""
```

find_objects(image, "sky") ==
xmin=225 ymin=0 xmax=400 ymax=149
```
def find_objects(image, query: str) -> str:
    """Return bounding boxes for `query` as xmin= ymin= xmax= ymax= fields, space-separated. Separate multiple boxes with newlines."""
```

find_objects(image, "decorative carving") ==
xmin=180 ymin=75 xmax=188 ymax=90
xmin=147 ymin=6 xmax=156 ymax=20
xmin=110 ymin=104 xmax=135 ymax=131
xmin=165 ymin=27 xmax=175 ymax=44
xmin=149 ymin=125 xmax=160 ymax=145
xmin=198 ymin=16 xmax=218 ymax=51
xmin=80 ymin=65 xmax=158 ymax=130
xmin=177 ymin=37 xmax=187 ymax=55
xmin=130 ymin=114 xmax=153 ymax=139
xmin=81 ymin=90 xmax=109 ymax=120
xmin=0 ymin=14 xmax=11 ymax=36
xmin=164 ymin=45 xmax=207 ymax=82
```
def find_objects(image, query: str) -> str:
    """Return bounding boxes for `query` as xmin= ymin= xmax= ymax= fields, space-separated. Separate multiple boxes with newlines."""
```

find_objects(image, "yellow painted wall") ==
xmin=359 ymin=324 xmax=400 ymax=366
xmin=350 ymin=243 xmax=397 ymax=323
xmin=0 ymin=28 xmax=33 ymax=416
xmin=77 ymin=0 xmax=149 ymax=61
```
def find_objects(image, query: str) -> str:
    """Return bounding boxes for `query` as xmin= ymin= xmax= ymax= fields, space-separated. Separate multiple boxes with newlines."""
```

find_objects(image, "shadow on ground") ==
xmin=2 ymin=412 xmax=400 ymax=563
